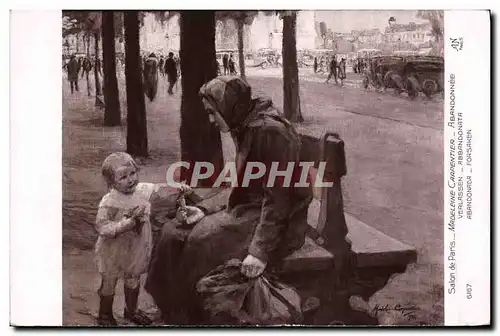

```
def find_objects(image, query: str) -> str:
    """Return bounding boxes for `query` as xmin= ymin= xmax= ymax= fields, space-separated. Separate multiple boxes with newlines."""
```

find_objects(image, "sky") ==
xmin=314 ymin=10 xmax=427 ymax=33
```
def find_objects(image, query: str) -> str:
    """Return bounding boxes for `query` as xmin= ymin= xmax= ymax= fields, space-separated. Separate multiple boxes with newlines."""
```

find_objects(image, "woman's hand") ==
xmin=185 ymin=206 xmax=205 ymax=225
xmin=176 ymin=208 xmax=188 ymax=223
xmin=241 ymin=254 xmax=267 ymax=278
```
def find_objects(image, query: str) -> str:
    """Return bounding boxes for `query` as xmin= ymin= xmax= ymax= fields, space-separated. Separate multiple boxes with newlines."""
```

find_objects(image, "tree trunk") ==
xmin=93 ymin=31 xmax=102 ymax=97
xmin=179 ymin=11 xmax=223 ymax=186
xmin=282 ymin=12 xmax=304 ymax=122
xmin=236 ymin=18 xmax=245 ymax=80
xmin=124 ymin=11 xmax=148 ymax=157
xmin=86 ymin=33 xmax=91 ymax=96
xmin=102 ymin=11 xmax=121 ymax=126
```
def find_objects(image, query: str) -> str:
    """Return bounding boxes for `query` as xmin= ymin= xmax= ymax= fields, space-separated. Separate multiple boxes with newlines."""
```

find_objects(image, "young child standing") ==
xmin=95 ymin=152 xmax=191 ymax=326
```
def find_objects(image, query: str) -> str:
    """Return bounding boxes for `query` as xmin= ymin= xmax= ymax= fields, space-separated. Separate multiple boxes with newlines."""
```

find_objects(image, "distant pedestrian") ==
xmin=164 ymin=52 xmax=178 ymax=95
xmin=81 ymin=57 xmax=92 ymax=78
xmin=64 ymin=55 xmax=80 ymax=94
xmin=159 ymin=56 xmax=165 ymax=77
xmin=222 ymin=54 xmax=229 ymax=75
xmin=319 ymin=56 xmax=326 ymax=74
xmin=143 ymin=53 xmax=159 ymax=101
xmin=338 ymin=58 xmax=347 ymax=86
xmin=80 ymin=56 xmax=93 ymax=95
xmin=228 ymin=54 xmax=237 ymax=75
xmin=325 ymin=55 xmax=338 ymax=84
xmin=313 ymin=56 xmax=318 ymax=73
xmin=77 ymin=57 xmax=83 ymax=77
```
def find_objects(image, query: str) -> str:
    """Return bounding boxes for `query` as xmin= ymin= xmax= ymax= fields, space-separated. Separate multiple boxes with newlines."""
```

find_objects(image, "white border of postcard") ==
xmin=444 ymin=10 xmax=490 ymax=326
xmin=8 ymin=6 xmax=492 ymax=328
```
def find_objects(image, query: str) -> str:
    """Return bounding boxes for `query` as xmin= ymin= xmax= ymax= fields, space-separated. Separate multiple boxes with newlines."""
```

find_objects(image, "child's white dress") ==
xmin=95 ymin=183 xmax=158 ymax=278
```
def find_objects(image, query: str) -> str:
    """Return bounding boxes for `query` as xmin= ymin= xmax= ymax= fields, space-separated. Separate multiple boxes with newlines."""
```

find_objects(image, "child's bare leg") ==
xmin=124 ymin=275 xmax=152 ymax=325
xmin=97 ymin=275 xmax=118 ymax=326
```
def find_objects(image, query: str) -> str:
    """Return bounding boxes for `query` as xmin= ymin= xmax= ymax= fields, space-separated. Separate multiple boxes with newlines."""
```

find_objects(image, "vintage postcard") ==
xmin=10 ymin=8 xmax=490 ymax=327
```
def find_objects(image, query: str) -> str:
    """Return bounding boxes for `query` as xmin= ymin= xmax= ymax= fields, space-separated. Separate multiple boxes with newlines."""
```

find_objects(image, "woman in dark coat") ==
xmin=146 ymin=76 xmax=313 ymax=324
xmin=143 ymin=53 xmax=159 ymax=101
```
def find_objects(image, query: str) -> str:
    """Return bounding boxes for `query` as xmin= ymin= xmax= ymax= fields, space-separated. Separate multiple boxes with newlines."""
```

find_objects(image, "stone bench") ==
xmin=281 ymin=212 xmax=416 ymax=271
xmin=280 ymin=132 xmax=417 ymax=274
xmin=275 ymin=131 xmax=417 ymax=324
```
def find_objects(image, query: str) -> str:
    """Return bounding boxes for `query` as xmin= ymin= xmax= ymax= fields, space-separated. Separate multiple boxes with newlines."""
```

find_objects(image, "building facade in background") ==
xmin=384 ymin=22 xmax=434 ymax=46
xmin=250 ymin=11 xmax=317 ymax=51
xmin=63 ymin=11 xmax=439 ymax=57
xmin=140 ymin=12 xmax=180 ymax=54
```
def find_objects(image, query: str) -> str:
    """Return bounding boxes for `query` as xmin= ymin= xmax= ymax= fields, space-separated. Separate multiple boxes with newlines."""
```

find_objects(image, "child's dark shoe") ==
xmin=98 ymin=295 xmax=118 ymax=326
xmin=124 ymin=286 xmax=152 ymax=325
xmin=124 ymin=309 xmax=152 ymax=325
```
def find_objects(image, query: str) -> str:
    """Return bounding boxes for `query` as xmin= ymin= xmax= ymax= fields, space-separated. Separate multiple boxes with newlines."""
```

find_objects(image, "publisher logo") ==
xmin=450 ymin=37 xmax=464 ymax=52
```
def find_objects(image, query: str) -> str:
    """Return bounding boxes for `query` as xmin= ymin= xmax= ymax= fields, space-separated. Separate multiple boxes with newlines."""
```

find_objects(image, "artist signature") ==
xmin=372 ymin=304 xmax=419 ymax=320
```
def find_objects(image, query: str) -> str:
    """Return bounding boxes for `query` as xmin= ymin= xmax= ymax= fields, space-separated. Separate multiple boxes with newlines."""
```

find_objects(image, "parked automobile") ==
xmin=362 ymin=55 xmax=405 ymax=90
xmin=403 ymin=56 xmax=444 ymax=99
xmin=362 ymin=54 xmax=444 ymax=99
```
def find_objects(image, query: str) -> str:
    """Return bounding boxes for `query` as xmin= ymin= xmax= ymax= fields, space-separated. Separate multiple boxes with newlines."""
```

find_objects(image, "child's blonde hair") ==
xmin=101 ymin=152 xmax=139 ymax=189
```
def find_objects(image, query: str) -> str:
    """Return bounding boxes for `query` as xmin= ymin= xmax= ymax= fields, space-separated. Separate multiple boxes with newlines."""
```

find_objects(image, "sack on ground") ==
xmin=196 ymin=259 xmax=303 ymax=325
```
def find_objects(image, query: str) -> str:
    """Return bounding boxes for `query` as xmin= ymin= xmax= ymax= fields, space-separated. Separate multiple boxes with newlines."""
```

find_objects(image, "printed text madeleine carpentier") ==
xmin=447 ymin=73 xmax=473 ymax=295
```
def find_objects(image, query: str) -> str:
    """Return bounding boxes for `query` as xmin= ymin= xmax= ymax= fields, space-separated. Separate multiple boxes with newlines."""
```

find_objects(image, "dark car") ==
xmin=402 ymin=56 xmax=444 ymax=99
xmin=363 ymin=55 xmax=444 ymax=99
xmin=362 ymin=55 xmax=405 ymax=90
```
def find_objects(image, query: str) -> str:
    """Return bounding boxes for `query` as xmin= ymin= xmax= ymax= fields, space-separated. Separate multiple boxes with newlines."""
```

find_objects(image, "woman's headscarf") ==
xmin=199 ymin=75 xmax=298 ymax=140
xmin=199 ymin=76 xmax=253 ymax=133
xmin=199 ymin=76 xmax=301 ymax=165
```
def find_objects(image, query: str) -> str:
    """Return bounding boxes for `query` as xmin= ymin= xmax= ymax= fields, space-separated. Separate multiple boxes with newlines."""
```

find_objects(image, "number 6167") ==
xmin=466 ymin=284 xmax=472 ymax=299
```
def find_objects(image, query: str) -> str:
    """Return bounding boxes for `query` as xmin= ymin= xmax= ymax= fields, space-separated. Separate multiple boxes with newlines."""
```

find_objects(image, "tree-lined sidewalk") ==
xmin=63 ymin=69 xmax=444 ymax=324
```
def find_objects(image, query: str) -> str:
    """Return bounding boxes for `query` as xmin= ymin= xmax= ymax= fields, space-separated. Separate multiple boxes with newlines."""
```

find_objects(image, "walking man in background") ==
xmin=325 ymin=54 xmax=338 ymax=84
xmin=164 ymin=52 xmax=178 ymax=95
xmin=64 ymin=55 xmax=80 ymax=94
xmin=80 ymin=56 xmax=93 ymax=96
xmin=81 ymin=56 xmax=92 ymax=78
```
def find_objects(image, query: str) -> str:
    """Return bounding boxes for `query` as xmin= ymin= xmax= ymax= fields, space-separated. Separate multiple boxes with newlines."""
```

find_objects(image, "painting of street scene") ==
xmin=62 ymin=10 xmax=444 ymax=326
